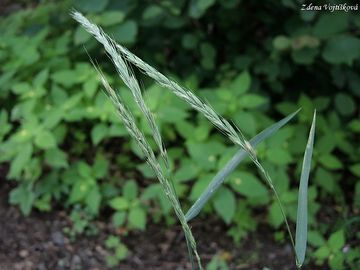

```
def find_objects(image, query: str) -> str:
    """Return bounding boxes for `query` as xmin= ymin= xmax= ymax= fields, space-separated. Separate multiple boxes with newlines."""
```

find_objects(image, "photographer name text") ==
xmin=301 ymin=3 xmax=359 ymax=12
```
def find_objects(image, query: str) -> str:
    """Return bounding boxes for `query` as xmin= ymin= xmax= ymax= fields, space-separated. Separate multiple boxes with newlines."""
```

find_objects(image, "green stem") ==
xmin=255 ymin=161 xmax=298 ymax=263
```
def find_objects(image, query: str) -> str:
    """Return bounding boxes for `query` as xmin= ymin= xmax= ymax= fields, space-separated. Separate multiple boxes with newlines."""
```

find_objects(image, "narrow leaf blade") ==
xmin=185 ymin=109 xmax=301 ymax=221
xmin=295 ymin=110 xmax=316 ymax=267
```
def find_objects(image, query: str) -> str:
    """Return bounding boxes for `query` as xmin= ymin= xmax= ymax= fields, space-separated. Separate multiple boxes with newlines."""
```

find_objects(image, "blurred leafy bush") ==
xmin=0 ymin=0 xmax=359 ymax=268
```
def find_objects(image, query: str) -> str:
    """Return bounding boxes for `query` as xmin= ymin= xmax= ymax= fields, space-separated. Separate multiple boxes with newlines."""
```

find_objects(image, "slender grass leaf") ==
xmin=295 ymin=110 xmax=316 ymax=268
xmin=185 ymin=109 xmax=300 ymax=221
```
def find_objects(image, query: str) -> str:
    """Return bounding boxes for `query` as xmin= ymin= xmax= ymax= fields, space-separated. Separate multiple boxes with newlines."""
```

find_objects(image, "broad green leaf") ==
xmin=99 ymin=11 xmax=125 ymax=26
xmin=334 ymin=93 xmax=355 ymax=116
xmin=43 ymin=108 xmax=63 ymax=129
xmin=74 ymin=26 xmax=91 ymax=45
xmin=93 ymin=153 xmax=109 ymax=179
xmin=78 ymin=161 xmax=92 ymax=178
xmin=268 ymin=201 xmax=284 ymax=228
xmin=105 ymin=235 xmax=120 ymax=248
xmin=86 ymin=186 xmax=101 ymax=214
xmin=328 ymin=230 xmax=345 ymax=251
xmin=266 ymin=148 xmax=292 ymax=165
xmin=350 ymin=164 xmax=360 ymax=177
xmin=189 ymin=0 xmax=216 ymax=18
xmin=349 ymin=119 xmax=360 ymax=133
xmin=273 ymin=35 xmax=291 ymax=50
xmin=108 ymin=20 xmax=138 ymax=44
xmin=45 ymin=148 xmax=68 ymax=168
xmin=9 ymin=184 xmax=34 ymax=216
xmin=317 ymin=134 xmax=336 ymax=154
xmin=313 ymin=13 xmax=348 ymax=39
xmin=0 ymin=110 xmax=11 ymax=140
xmin=123 ymin=180 xmax=138 ymax=200
xmin=322 ymin=35 xmax=360 ymax=65
xmin=239 ymin=94 xmax=267 ymax=109
xmin=295 ymin=110 xmax=316 ymax=268
xmin=233 ymin=112 xmax=257 ymax=136
xmin=12 ymin=82 xmax=31 ymax=95
xmin=189 ymin=174 xmax=213 ymax=201
xmin=314 ymin=246 xmax=330 ymax=260
xmin=115 ymin=243 xmax=129 ymax=260
xmin=109 ymin=197 xmax=129 ymax=211
xmin=319 ymin=154 xmax=343 ymax=170
xmin=182 ymin=34 xmax=198 ymax=49
xmin=112 ymin=211 xmax=126 ymax=227
xmin=142 ymin=5 xmax=163 ymax=21
xmin=8 ymin=143 xmax=33 ymax=178
xmin=213 ymin=187 xmax=236 ymax=224
xmin=329 ymin=253 xmax=344 ymax=270
xmin=128 ymin=207 xmax=146 ymax=230
xmin=74 ymin=0 xmax=109 ymax=12
xmin=83 ymin=76 xmax=99 ymax=98
xmin=51 ymin=70 xmax=79 ymax=87
xmin=185 ymin=109 xmax=300 ymax=221
xmin=69 ymin=179 xmax=93 ymax=203
xmin=91 ymin=123 xmax=109 ymax=145
xmin=291 ymin=48 xmax=318 ymax=65
xmin=307 ymin=231 xmax=325 ymax=247
xmin=314 ymin=168 xmax=336 ymax=194
xmin=230 ymin=71 xmax=251 ymax=95
xmin=186 ymin=141 xmax=225 ymax=170
xmin=158 ymin=106 xmax=188 ymax=123
xmin=229 ymin=172 xmax=267 ymax=198
xmin=137 ymin=162 xmax=156 ymax=178
xmin=174 ymin=159 xmax=200 ymax=182
xmin=33 ymin=69 xmax=49 ymax=88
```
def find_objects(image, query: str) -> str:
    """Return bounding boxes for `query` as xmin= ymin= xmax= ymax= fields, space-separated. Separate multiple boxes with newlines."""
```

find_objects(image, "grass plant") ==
xmin=72 ymin=10 xmax=316 ymax=269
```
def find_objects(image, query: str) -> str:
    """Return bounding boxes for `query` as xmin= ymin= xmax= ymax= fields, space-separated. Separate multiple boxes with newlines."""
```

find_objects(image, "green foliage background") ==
xmin=0 ymin=0 xmax=359 ymax=268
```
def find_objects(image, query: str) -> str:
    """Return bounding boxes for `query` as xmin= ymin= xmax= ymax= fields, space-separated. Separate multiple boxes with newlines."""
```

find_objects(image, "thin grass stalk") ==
xmin=72 ymin=10 xmax=297 ymax=265
xmin=94 ymin=69 xmax=202 ymax=269
xmin=109 ymin=39 xmax=298 ymax=256
xmin=104 ymin=30 xmax=298 ymax=251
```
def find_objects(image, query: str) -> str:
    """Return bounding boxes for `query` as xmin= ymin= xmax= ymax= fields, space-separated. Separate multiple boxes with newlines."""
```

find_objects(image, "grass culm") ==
xmin=72 ymin=10 xmax=316 ymax=269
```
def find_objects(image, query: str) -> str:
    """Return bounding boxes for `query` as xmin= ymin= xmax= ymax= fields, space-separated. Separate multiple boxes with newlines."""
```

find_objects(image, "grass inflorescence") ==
xmin=72 ymin=10 xmax=316 ymax=269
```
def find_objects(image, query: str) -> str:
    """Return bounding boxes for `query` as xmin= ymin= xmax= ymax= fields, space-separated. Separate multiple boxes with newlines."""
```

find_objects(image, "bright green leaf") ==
xmin=128 ymin=207 xmax=146 ymax=230
xmin=109 ymin=21 xmax=138 ymax=44
xmin=328 ymin=230 xmax=345 ymax=251
xmin=9 ymin=184 xmax=34 ymax=216
xmin=213 ymin=187 xmax=236 ymax=224
xmin=230 ymin=71 xmax=251 ymax=95
xmin=91 ymin=123 xmax=109 ymax=145
xmin=35 ymin=130 xmax=56 ymax=149
xmin=334 ymin=93 xmax=356 ymax=116
xmin=322 ymin=35 xmax=360 ymax=65
xmin=109 ymin=197 xmax=129 ymax=211
xmin=319 ymin=154 xmax=343 ymax=170
xmin=123 ymin=180 xmax=138 ymax=200
xmin=45 ymin=148 xmax=68 ymax=168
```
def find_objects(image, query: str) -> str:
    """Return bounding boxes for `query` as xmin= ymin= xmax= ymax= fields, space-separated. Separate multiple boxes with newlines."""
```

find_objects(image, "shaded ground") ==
xmin=0 ymin=158 xmax=329 ymax=270
xmin=0 ymin=178 xmax=328 ymax=270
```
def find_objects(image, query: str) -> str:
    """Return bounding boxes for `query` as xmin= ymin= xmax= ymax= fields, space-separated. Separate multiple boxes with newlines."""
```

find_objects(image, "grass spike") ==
xmin=72 ymin=9 xmax=308 ymax=268
xmin=94 ymin=69 xmax=202 ymax=269
xmin=70 ymin=10 xmax=169 ymax=171
xmin=105 ymin=35 xmax=302 ymax=253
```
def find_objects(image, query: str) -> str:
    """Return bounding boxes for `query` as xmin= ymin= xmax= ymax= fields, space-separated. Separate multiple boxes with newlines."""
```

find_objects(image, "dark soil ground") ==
xmin=0 ymin=174 xmax=328 ymax=270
